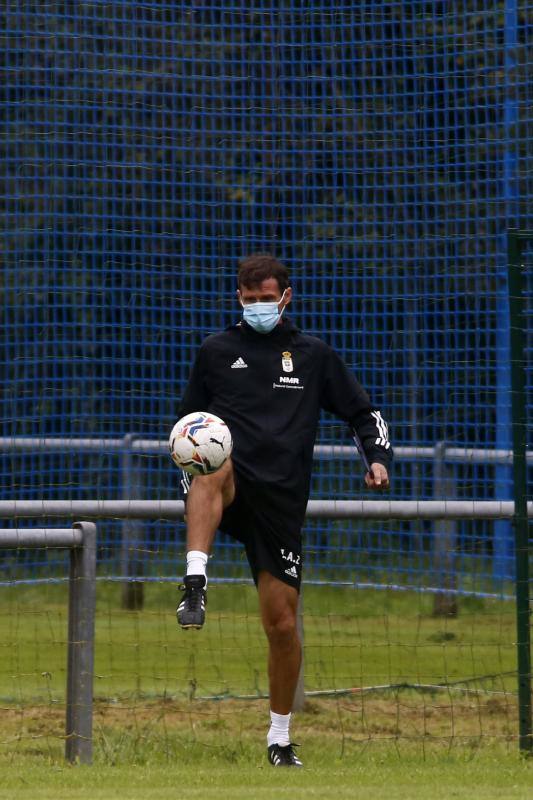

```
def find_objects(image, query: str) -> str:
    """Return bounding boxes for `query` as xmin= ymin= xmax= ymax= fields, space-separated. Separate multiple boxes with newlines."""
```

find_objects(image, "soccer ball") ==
xmin=169 ymin=411 xmax=232 ymax=475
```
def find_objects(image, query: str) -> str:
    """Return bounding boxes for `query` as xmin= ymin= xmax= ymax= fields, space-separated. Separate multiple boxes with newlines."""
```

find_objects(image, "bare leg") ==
xmin=185 ymin=459 xmax=235 ymax=553
xmin=177 ymin=460 xmax=236 ymax=628
xmin=258 ymin=571 xmax=301 ymax=714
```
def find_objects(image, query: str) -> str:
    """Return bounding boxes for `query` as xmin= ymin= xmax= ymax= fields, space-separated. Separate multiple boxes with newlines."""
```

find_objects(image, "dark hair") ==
xmin=237 ymin=253 xmax=290 ymax=293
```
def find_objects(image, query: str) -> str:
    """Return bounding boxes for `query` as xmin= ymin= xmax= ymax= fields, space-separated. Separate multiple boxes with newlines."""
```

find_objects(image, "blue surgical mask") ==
xmin=241 ymin=290 xmax=287 ymax=334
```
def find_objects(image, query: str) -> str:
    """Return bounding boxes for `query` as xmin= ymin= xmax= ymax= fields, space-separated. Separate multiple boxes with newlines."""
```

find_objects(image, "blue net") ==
xmin=2 ymin=1 xmax=532 ymax=595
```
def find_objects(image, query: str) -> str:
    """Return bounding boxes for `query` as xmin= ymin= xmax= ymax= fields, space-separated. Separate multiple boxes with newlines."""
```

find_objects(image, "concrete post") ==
xmin=292 ymin=592 xmax=305 ymax=711
xmin=432 ymin=442 xmax=458 ymax=616
xmin=120 ymin=434 xmax=145 ymax=609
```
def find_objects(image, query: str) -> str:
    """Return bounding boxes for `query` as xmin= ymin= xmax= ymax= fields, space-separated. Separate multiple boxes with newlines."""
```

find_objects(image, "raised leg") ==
xmin=185 ymin=458 xmax=235 ymax=553
xmin=177 ymin=459 xmax=236 ymax=629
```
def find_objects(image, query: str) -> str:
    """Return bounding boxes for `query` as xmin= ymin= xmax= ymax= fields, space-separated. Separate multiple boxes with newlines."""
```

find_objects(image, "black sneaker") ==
xmin=177 ymin=575 xmax=207 ymax=629
xmin=267 ymin=743 xmax=303 ymax=767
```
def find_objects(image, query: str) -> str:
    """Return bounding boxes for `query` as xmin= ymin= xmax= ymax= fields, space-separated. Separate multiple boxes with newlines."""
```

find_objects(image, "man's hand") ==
xmin=365 ymin=462 xmax=390 ymax=491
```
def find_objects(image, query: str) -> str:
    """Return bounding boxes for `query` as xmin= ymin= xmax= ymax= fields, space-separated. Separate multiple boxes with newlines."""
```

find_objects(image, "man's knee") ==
xmin=190 ymin=458 xmax=235 ymax=502
xmin=263 ymin=607 xmax=299 ymax=649
xmin=258 ymin=573 xmax=299 ymax=645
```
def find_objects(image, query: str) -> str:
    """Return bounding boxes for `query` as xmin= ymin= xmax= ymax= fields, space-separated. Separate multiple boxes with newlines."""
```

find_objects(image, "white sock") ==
xmin=267 ymin=710 xmax=291 ymax=747
xmin=186 ymin=550 xmax=208 ymax=583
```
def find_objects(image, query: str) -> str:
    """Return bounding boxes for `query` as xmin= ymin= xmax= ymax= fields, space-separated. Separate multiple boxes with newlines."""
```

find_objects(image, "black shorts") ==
xmin=219 ymin=472 xmax=306 ymax=591
xmin=182 ymin=469 xmax=306 ymax=590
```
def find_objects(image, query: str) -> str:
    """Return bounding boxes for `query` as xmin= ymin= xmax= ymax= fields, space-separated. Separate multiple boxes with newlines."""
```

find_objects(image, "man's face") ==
xmin=237 ymin=277 xmax=292 ymax=310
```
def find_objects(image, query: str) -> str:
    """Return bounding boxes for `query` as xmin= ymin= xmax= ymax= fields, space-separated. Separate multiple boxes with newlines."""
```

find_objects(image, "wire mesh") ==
xmin=1 ymin=2 xmax=532 ymax=595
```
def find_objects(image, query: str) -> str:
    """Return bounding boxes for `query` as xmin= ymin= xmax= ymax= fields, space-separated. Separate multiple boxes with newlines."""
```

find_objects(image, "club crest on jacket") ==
xmin=282 ymin=351 xmax=293 ymax=372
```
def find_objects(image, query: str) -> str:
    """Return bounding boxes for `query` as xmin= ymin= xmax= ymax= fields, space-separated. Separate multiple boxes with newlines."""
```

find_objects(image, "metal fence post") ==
xmin=507 ymin=230 xmax=532 ymax=754
xmin=432 ymin=442 xmax=458 ymax=616
xmin=65 ymin=521 xmax=97 ymax=764
xmin=120 ymin=434 xmax=144 ymax=609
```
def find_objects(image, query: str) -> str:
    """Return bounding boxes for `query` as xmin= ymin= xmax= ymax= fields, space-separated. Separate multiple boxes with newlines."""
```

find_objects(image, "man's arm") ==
xmin=175 ymin=345 xmax=212 ymax=499
xmin=320 ymin=346 xmax=392 ymax=487
xmin=176 ymin=345 xmax=212 ymax=420
xmin=350 ymin=413 xmax=391 ymax=489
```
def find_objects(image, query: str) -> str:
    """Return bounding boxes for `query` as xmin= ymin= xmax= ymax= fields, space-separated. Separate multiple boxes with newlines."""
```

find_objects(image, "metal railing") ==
xmin=0 ymin=498 xmax=531 ymax=519
xmin=0 ymin=436 xmax=530 ymax=462
xmin=0 ymin=522 xmax=96 ymax=764
xmin=0 ymin=435 xmax=528 ymax=601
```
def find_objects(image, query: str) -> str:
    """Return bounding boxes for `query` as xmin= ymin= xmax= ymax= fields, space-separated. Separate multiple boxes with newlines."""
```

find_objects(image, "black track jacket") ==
xmin=178 ymin=318 xmax=392 ymax=499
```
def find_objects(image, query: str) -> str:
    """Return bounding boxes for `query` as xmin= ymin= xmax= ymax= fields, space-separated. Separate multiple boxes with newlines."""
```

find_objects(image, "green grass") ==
xmin=1 ymin=746 xmax=532 ymax=800
xmin=0 ymin=582 xmax=518 ymax=702
xmin=0 ymin=581 xmax=530 ymax=799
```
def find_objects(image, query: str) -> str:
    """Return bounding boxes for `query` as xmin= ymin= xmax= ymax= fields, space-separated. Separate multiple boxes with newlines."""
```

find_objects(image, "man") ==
xmin=176 ymin=253 xmax=392 ymax=767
